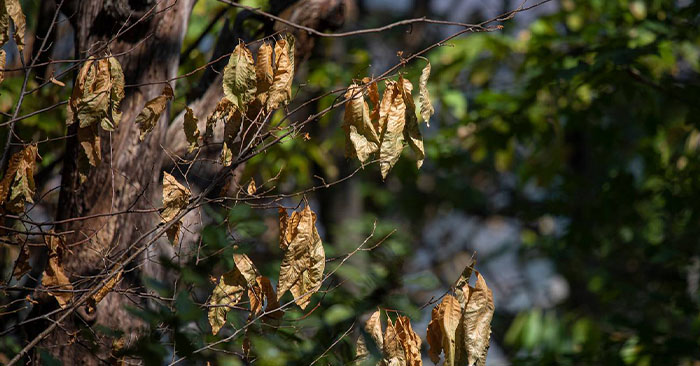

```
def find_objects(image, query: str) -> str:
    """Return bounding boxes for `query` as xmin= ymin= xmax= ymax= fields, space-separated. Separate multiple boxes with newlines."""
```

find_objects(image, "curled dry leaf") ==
xmin=462 ymin=272 xmax=495 ymax=366
xmin=419 ymin=62 xmax=435 ymax=127
xmin=137 ymin=84 xmax=174 ymax=141
xmin=399 ymin=75 xmax=425 ymax=169
xmin=0 ymin=49 xmax=5 ymax=85
xmin=378 ymin=80 xmax=406 ymax=179
xmin=426 ymin=301 xmax=444 ymax=364
xmin=223 ymin=43 xmax=256 ymax=113
xmin=357 ymin=309 xmax=384 ymax=359
xmin=0 ymin=0 xmax=25 ymax=52
xmin=277 ymin=204 xmax=325 ymax=309
xmin=248 ymin=275 xmax=283 ymax=321
xmin=68 ymin=56 xmax=125 ymax=131
xmin=255 ymin=42 xmax=274 ymax=106
xmin=86 ymin=270 xmax=123 ymax=314
xmin=363 ymin=77 xmax=381 ymax=127
xmin=208 ymin=266 xmax=247 ymax=335
xmin=343 ymin=84 xmax=380 ymax=164
xmin=357 ymin=310 xmax=423 ymax=366
xmin=42 ymin=235 xmax=73 ymax=309
xmin=247 ymin=179 xmax=256 ymax=195
xmin=267 ymin=36 xmax=295 ymax=111
xmin=384 ymin=317 xmax=407 ymax=364
xmin=438 ymin=295 xmax=464 ymax=366
xmin=205 ymin=98 xmax=236 ymax=141
xmin=0 ymin=144 xmax=37 ymax=214
xmin=183 ymin=106 xmax=200 ymax=153
xmin=162 ymin=172 xmax=191 ymax=245
xmin=395 ymin=315 xmax=422 ymax=366
xmin=12 ymin=243 xmax=31 ymax=278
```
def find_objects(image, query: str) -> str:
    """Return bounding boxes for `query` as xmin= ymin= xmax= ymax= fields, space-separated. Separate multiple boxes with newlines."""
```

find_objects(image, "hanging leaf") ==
xmin=86 ymin=270 xmax=123 ymax=314
xmin=399 ymin=75 xmax=425 ymax=169
xmin=378 ymin=80 xmax=406 ymax=179
xmin=223 ymin=43 xmax=256 ymax=113
xmin=137 ymin=84 xmax=174 ymax=141
xmin=277 ymin=204 xmax=325 ymax=309
xmin=343 ymin=84 xmax=380 ymax=164
xmin=161 ymin=172 xmax=191 ymax=245
xmin=255 ymin=42 xmax=274 ymax=106
xmin=383 ymin=317 xmax=407 ymax=364
xmin=208 ymin=267 xmax=247 ymax=335
xmin=183 ymin=106 xmax=200 ymax=153
xmin=438 ymin=295 xmax=464 ymax=366
xmin=42 ymin=235 xmax=72 ymax=309
xmin=247 ymin=179 xmax=256 ymax=195
xmin=278 ymin=207 xmax=300 ymax=252
xmin=106 ymin=56 xmax=125 ymax=130
xmin=426 ymin=301 xmax=444 ymax=364
xmin=362 ymin=77 xmax=381 ymax=127
xmin=221 ymin=108 xmax=244 ymax=166
xmin=395 ymin=315 xmax=423 ymax=366
xmin=205 ymin=98 xmax=235 ymax=141
xmin=266 ymin=36 xmax=294 ymax=111
xmin=248 ymin=275 xmax=283 ymax=321
xmin=0 ymin=49 xmax=6 ymax=85
xmin=462 ymin=272 xmax=495 ymax=366
xmin=357 ymin=309 xmax=384 ymax=359
xmin=68 ymin=56 xmax=124 ymax=131
xmin=0 ymin=144 xmax=37 ymax=213
xmin=0 ymin=0 xmax=25 ymax=52
xmin=419 ymin=62 xmax=435 ymax=127
xmin=454 ymin=253 xmax=477 ymax=306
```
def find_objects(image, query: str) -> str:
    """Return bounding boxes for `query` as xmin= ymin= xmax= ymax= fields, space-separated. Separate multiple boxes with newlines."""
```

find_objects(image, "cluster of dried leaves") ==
xmin=342 ymin=63 xmax=434 ymax=179
xmin=355 ymin=262 xmax=494 ymax=366
xmin=207 ymin=204 xmax=324 ymax=336
xmin=0 ymin=0 xmax=25 ymax=83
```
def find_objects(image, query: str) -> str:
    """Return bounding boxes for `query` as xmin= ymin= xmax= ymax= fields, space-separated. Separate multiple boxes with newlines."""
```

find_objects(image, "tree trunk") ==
xmin=34 ymin=1 xmax=192 ymax=364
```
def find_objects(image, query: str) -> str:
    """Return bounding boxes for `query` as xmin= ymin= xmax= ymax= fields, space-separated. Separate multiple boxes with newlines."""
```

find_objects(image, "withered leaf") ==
xmin=249 ymin=275 xmax=282 ymax=320
xmin=378 ymin=80 xmax=406 ymax=179
xmin=395 ymin=315 xmax=422 ymax=366
xmin=426 ymin=301 xmax=444 ymax=364
xmin=206 ymin=98 xmax=236 ymax=141
xmin=42 ymin=235 xmax=72 ymax=309
xmin=68 ymin=56 xmax=124 ymax=131
xmin=356 ymin=309 xmax=384 ymax=359
xmin=266 ymin=36 xmax=294 ymax=111
xmin=255 ymin=42 xmax=274 ymax=106
xmin=86 ymin=270 xmax=123 ymax=314
xmin=137 ymin=84 xmax=174 ymax=141
xmin=384 ymin=317 xmax=406 ymax=364
xmin=454 ymin=253 xmax=477 ymax=306
xmin=462 ymin=272 xmax=494 ymax=366
xmin=0 ymin=0 xmax=25 ymax=52
xmin=12 ymin=243 xmax=31 ymax=278
xmin=162 ymin=172 xmax=191 ymax=245
xmin=223 ymin=43 xmax=256 ymax=113
xmin=208 ymin=267 xmax=247 ymax=335
xmin=363 ymin=77 xmax=381 ymax=127
xmin=247 ymin=179 xmax=256 ymax=195
xmin=419 ymin=62 xmax=435 ymax=127
xmin=0 ymin=49 xmax=6 ymax=85
xmin=399 ymin=76 xmax=425 ymax=169
xmin=343 ymin=84 xmax=379 ymax=164
xmin=277 ymin=204 xmax=325 ymax=309
xmin=0 ymin=144 xmax=37 ymax=213
xmin=183 ymin=106 xmax=200 ymax=153
xmin=438 ymin=295 xmax=463 ymax=366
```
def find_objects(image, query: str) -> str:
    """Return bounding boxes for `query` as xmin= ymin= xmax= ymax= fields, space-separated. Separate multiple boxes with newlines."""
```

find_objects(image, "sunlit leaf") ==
xmin=343 ymin=84 xmax=379 ymax=164
xmin=162 ymin=172 xmax=191 ymax=245
xmin=378 ymin=80 xmax=405 ymax=179
xmin=399 ymin=75 xmax=424 ymax=169
xmin=267 ymin=36 xmax=295 ymax=111
xmin=0 ymin=144 xmax=37 ymax=213
xmin=255 ymin=42 xmax=274 ymax=106
xmin=223 ymin=43 xmax=256 ymax=113
xmin=137 ymin=84 xmax=174 ymax=141
xmin=462 ymin=272 xmax=494 ymax=366
xmin=183 ymin=106 xmax=200 ymax=153
xmin=86 ymin=270 xmax=123 ymax=314
xmin=419 ymin=62 xmax=435 ymax=127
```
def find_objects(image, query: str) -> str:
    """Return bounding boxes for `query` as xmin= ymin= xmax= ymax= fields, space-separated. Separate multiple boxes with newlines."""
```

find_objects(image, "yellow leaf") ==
xmin=419 ymin=62 xmax=435 ymax=127
xmin=162 ymin=172 xmax=191 ymax=245
xmin=267 ymin=36 xmax=294 ymax=111
xmin=277 ymin=204 xmax=325 ymax=309
xmin=399 ymin=75 xmax=425 ymax=169
xmin=183 ymin=106 xmax=200 ymax=153
xmin=462 ymin=272 xmax=494 ymax=366
xmin=42 ymin=235 xmax=72 ymax=309
xmin=247 ymin=179 xmax=256 ymax=195
xmin=137 ymin=84 xmax=174 ymax=141
xmin=255 ymin=43 xmax=274 ymax=105
xmin=86 ymin=270 xmax=123 ymax=314
xmin=378 ymin=80 xmax=406 ymax=179
xmin=223 ymin=43 xmax=256 ymax=113
xmin=0 ymin=144 xmax=37 ymax=213
xmin=342 ymin=84 xmax=380 ymax=164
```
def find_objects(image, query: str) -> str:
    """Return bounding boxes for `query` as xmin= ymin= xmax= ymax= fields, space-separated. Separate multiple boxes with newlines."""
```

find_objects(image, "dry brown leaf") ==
xmin=0 ymin=49 xmax=5 ymax=85
xmin=277 ymin=204 xmax=325 ymax=309
xmin=438 ymin=295 xmax=463 ymax=366
xmin=357 ymin=309 xmax=384 ymax=359
xmin=223 ymin=43 xmax=256 ymax=113
xmin=399 ymin=75 xmax=425 ymax=169
xmin=426 ymin=301 xmax=444 ymax=364
xmin=205 ymin=98 xmax=236 ymax=141
xmin=255 ymin=43 xmax=274 ymax=105
xmin=378 ymin=80 xmax=406 ymax=179
xmin=137 ymin=84 xmax=174 ymax=141
xmin=0 ymin=144 xmax=37 ymax=214
xmin=68 ymin=56 xmax=124 ymax=131
xmin=419 ymin=62 xmax=435 ymax=127
xmin=247 ymin=179 xmax=256 ymax=195
xmin=162 ymin=172 xmax=191 ymax=245
xmin=208 ymin=267 xmax=247 ymax=335
xmin=42 ymin=235 xmax=72 ymax=309
xmin=462 ymin=272 xmax=494 ymax=366
xmin=383 ymin=317 xmax=406 ymax=364
xmin=86 ymin=270 xmax=123 ymax=314
xmin=396 ymin=315 xmax=422 ymax=366
xmin=363 ymin=77 xmax=381 ymax=126
xmin=183 ymin=106 xmax=200 ymax=153
xmin=267 ymin=36 xmax=294 ymax=111
xmin=3 ymin=0 xmax=25 ymax=52
xmin=454 ymin=253 xmax=477 ymax=306
xmin=249 ymin=275 xmax=282 ymax=320
xmin=343 ymin=84 xmax=380 ymax=164
xmin=278 ymin=208 xmax=300 ymax=251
